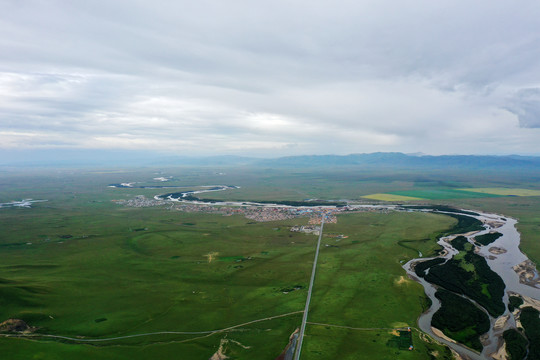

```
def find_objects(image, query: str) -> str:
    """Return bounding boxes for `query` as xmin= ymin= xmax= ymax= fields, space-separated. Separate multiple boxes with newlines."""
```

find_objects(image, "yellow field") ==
xmin=362 ymin=193 xmax=424 ymax=201
xmin=458 ymin=188 xmax=540 ymax=196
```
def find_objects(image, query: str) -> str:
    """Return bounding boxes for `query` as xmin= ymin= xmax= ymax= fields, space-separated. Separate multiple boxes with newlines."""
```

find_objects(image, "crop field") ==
xmin=361 ymin=189 xmax=505 ymax=201
xmin=386 ymin=189 xmax=502 ymax=200
xmin=361 ymin=187 xmax=540 ymax=202
xmin=457 ymin=188 xmax=540 ymax=196
xmin=361 ymin=193 xmax=424 ymax=201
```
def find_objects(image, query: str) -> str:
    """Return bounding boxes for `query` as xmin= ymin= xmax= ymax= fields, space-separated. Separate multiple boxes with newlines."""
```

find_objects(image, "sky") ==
xmin=1 ymin=0 xmax=540 ymax=157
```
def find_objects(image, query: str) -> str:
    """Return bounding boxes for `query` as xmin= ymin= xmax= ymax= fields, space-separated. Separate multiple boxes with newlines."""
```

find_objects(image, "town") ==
xmin=114 ymin=195 xmax=388 ymax=224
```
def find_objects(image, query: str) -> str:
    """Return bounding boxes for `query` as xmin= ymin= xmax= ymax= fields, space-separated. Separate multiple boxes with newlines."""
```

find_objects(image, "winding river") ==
xmin=403 ymin=209 xmax=540 ymax=360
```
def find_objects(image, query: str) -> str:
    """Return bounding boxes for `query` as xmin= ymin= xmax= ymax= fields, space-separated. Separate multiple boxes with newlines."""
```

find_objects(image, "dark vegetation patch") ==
xmin=414 ymin=258 xmax=445 ymax=278
xmin=219 ymin=256 xmax=251 ymax=262
xmin=520 ymin=307 xmax=540 ymax=359
xmin=255 ymin=199 xmax=346 ymax=207
xmin=94 ymin=318 xmax=107 ymax=323
xmin=181 ymin=223 xmax=195 ymax=226
xmin=508 ymin=296 xmax=524 ymax=312
xmin=0 ymin=286 xmax=40 ymax=307
xmin=386 ymin=329 xmax=413 ymax=350
xmin=0 ymin=242 xmax=36 ymax=248
xmin=6 ymin=264 xmax=59 ymax=270
xmin=15 ymin=285 xmax=49 ymax=295
xmin=161 ymin=192 xmax=346 ymax=207
xmin=133 ymin=228 xmax=147 ymax=232
xmin=0 ymin=319 xmax=34 ymax=333
xmin=432 ymin=289 xmax=490 ymax=351
xmin=279 ymin=285 xmax=302 ymax=293
xmin=58 ymin=234 xmax=73 ymax=239
xmin=442 ymin=213 xmax=484 ymax=235
xmin=474 ymin=232 xmax=503 ymax=246
xmin=170 ymin=255 xmax=180 ymax=259
xmin=401 ymin=205 xmax=479 ymax=216
xmin=0 ymin=277 xmax=16 ymax=285
xmin=450 ymin=236 xmax=469 ymax=251
xmin=424 ymin=250 xmax=505 ymax=317
xmin=502 ymin=329 xmax=527 ymax=360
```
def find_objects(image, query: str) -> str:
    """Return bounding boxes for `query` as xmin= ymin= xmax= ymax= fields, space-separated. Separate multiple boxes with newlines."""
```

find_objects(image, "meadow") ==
xmin=1 ymin=165 xmax=540 ymax=359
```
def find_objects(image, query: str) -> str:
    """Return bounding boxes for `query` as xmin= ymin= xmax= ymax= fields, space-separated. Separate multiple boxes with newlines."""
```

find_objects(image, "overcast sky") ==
xmin=1 ymin=0 xmax=540 ymax=157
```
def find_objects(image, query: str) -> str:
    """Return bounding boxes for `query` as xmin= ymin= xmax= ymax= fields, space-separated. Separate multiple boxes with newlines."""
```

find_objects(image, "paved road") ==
xmin=294 ymin=216 xmax=325 ymax=360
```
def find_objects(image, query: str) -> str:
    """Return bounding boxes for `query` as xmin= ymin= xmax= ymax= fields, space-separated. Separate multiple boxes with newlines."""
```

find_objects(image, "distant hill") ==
xmin=0 ymin=149 xmax=257 ymax=168
xmin=1 ymin=149 xmax=540 ymax=169
xmin=254 ymin=153 xmax=540 ymax=169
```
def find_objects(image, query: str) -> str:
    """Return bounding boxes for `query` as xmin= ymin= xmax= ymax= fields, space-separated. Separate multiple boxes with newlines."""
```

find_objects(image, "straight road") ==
xmin=293 ymin=216 xmax=326 ymax=360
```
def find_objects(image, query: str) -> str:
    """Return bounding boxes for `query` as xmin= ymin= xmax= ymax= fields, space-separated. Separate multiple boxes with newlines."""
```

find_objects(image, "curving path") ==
xmin=0 ymin=311 xmax=304 ymax=344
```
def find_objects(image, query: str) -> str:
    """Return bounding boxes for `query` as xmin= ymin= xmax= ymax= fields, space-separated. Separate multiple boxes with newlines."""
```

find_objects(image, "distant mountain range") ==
xmin=2 ymin=149 xmax=540 ymax=169
xmin=254 ymin=153 xmax=540 ymax=169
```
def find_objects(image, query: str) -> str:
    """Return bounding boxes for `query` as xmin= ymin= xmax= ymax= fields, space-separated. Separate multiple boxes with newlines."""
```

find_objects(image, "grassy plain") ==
xmin=0 ymin=168 xmax=459 ymax=359
xmin=302 ymin=211 xmax=456 ymax=360
xmin=1 ymin=165 xmax=540 ymax=359
xmin=0 ymin=203 xmax=309 ymax=359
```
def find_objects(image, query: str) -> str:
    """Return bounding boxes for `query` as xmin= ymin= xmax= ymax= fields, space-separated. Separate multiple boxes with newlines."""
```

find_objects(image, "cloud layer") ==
xmin=1 ymin=0 xmax=540 ymax=156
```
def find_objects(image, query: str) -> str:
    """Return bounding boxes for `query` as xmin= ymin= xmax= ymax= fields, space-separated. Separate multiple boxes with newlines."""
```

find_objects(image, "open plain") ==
xmin=1 ymin=166 xmax=540 ymax=359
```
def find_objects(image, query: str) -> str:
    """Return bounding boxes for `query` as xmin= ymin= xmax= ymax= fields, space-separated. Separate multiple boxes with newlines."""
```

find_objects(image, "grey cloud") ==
xmin=507 ymin=88 xmax=540 ymax=128
xmin=1 ymin=1 xmax=540 ymax=155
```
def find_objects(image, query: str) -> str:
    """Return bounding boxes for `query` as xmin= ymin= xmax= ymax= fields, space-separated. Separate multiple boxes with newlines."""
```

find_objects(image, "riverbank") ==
xmin=404 ymin=209 xmax=540 ymax=359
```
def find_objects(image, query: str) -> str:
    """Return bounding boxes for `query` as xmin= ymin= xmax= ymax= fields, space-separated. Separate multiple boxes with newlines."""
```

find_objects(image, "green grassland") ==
xmin=0 ymin=169 xmax=459 ymax=359
xmin=1 ymin=166 xmax=540 ymax=359
xmin=0 ymin=208 xmax=455 ymax=359
xmin=0 ymin=182 xmax=312 ymax=359
xmin=301 ymin=212 xmax=456 ymax=360
xmin=302 ymin=326 xmax=453 ymax=360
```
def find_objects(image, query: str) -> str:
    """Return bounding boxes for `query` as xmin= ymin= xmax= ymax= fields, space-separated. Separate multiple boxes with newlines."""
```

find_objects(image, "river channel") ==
xmin=403 ymin=209 xmax=540 ymax=359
